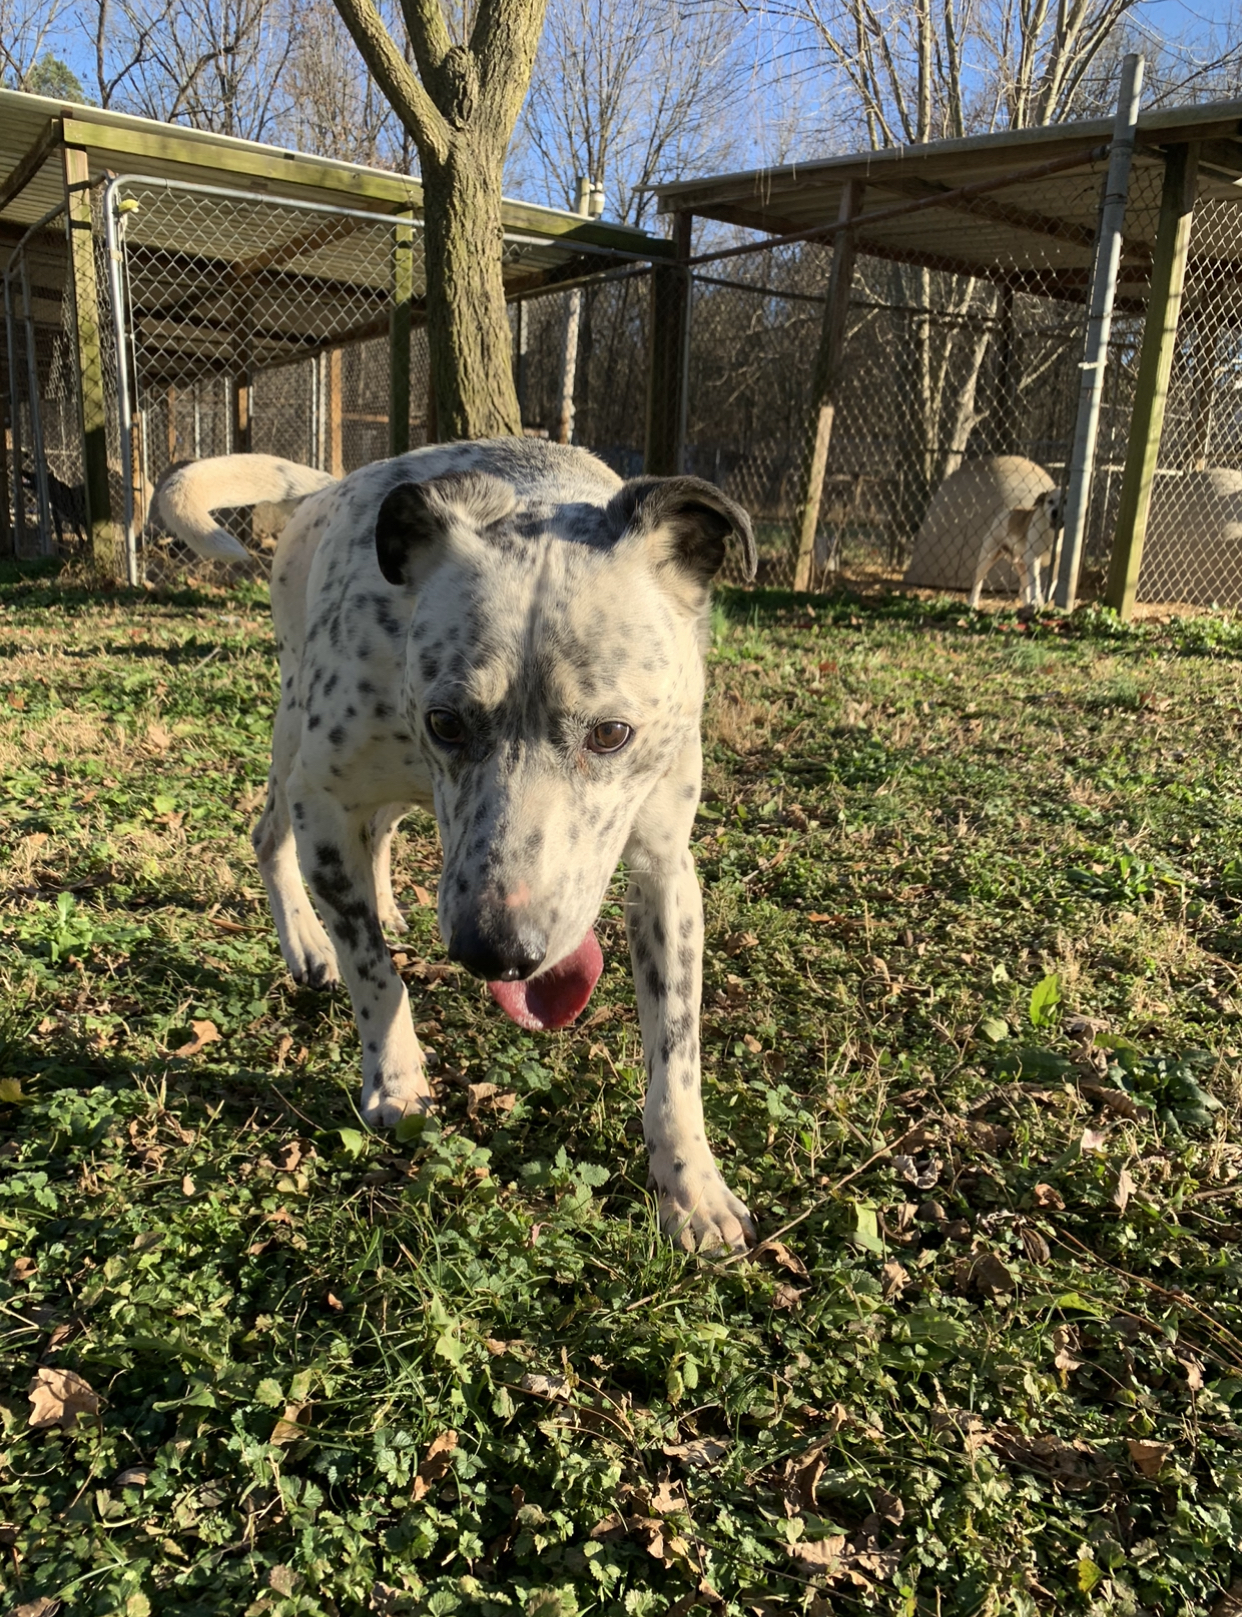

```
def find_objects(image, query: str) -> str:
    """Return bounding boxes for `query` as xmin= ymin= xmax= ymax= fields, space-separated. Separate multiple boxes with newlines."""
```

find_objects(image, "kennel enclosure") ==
xmin=0 ymin=87 xmax=670 ymax=582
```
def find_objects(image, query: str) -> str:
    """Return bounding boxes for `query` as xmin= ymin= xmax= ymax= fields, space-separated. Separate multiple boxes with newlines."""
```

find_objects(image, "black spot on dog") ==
xmin=328 ymin=725 xmax=346 ymax=747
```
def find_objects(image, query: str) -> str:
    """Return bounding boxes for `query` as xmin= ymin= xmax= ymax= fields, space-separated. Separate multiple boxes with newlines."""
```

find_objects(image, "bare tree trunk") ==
xmin=331 ymin=0 xmax=545 ymax=440
xmin=421 ymin=138 xmax=522 ymax=439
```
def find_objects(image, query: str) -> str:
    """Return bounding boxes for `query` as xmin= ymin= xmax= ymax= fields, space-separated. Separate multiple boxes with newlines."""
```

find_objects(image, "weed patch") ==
xmin=2 ymin=568 xmax=1242 ymax=1614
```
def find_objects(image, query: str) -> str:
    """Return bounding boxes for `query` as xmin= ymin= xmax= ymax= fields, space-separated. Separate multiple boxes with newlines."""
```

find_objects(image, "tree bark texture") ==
xmin=331 ymin=0 xmax=546 ymax=440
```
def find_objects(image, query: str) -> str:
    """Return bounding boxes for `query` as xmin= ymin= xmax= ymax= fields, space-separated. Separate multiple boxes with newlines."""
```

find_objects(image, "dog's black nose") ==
xmin=448 ymin=918 xmax=547 ymax=982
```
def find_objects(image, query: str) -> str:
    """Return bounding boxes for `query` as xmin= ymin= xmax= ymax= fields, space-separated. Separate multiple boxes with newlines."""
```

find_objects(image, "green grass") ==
xmin=3 ymin=563 xmax=1242 ymax=1616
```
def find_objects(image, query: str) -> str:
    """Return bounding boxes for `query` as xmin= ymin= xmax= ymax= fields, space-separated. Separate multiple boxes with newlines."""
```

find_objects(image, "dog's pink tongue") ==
xmin=489 ymin=930 xmax=603 ymax=1032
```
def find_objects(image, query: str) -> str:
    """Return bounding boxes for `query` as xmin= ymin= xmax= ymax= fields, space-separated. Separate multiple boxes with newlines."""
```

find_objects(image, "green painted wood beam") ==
xmin=62 ymin=144 xmax=120 ymax=580
xmin=644 ymin=212 xmax=692 ymax=475
xmin=57 ymin=117 xmax=671 ymax=261
xmin=1105 ymin=142 xmax=1200 ymax=619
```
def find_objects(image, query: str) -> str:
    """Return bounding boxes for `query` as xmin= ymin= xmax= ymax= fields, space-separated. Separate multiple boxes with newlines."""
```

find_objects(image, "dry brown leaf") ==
xmin=966 ymin=1121 xmax=1013 ymax=1154
xmin=970 ymin=1253 xmax=1016 ymax=1298
xmin=724 ymin=931 xmax=758 ymax=955
xmin=412 ymin=884 xmax=434 ymax=907
xmin=753 ymin=1239 xmax=810 ymax=1280
xmin=266 ymin=1206 xmax=294 ymax=1226
xmin=589 ymin=1511 xmax=627 ymax=1542
xmin=787 ymin=1534 xmax=848 ymax=1572
xmin=1052 ymin=1325 xmax=1083 ymax=1384
xmin=1112 ymin=1166 xmax=1136 ymax=1215
xmin=12 ymin=1600 xmax=60 ymax=1617
xmin=881 ymin=1260 xmax=909 ymax=1300
xmin=650 ymin=1478 xmax=688 ymax=1514
xmin=411 ymin=1430 xmax=458 ymax=1500
xmin=1032 ymin=1182 xmax=1065 ymax=1209
xmin=1079 ymin=1125 xmax=1109 ymax=1155
xmin=1019 ymin=1226 xmax=1050 ymax=1264
xmin=28 ymin=1366 xmax=100 ymax=1430
xmin=1128 ymin=1438 xmax=1173 ymax=1478
xmin=772 ymin=1282 xmax=804 ymax=1310
xmin=274 ymin=1141 xmax=303 ymax=1172
xmin=209 ymin=914 xmax=251 ymax=934
xmin=174 ymin=1019 xmax=221 ymax=1058
xmin=271 ymin=1401 xmax=310 ymax=1444
xmin=1179 ymin=1355 xmax=1205 ymax=1392
xmin=520 ymin=1372 xmax=570 ymax=1397
xmin=9 ymin=1255 xmax=36 ymax=1281
xmin=467 ymin=1082 xmax=517 ymax=1119
xmin=115 ymin=1467 xmax=150 ymax=1487
xmin=325 ymin=1290 xmax=344 ymax=1311
xmin=663 ymin=1437 xmax=730 ymax=1467
xmin=742 ymin=1034 xmax=762 ymax=1054
xmin=181 ymin=1175 xmax=196 ymax=1196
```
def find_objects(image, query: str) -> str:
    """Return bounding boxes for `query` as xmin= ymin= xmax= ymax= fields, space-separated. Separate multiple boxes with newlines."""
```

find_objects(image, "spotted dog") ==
xmin=158 ymin=441 xmax=758 ymax=1253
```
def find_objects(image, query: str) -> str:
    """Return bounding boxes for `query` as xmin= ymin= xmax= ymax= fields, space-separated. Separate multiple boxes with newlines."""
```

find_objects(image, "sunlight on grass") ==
xmin=2 ymin=567 xmax=1242 ymax=1613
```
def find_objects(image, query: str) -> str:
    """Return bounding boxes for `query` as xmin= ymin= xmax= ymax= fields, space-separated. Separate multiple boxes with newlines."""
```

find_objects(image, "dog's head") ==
xmin=374 ymin=468 xmax=755 ymax=1029
xmin=1036 ymin=487 xmax=1065 ymax=532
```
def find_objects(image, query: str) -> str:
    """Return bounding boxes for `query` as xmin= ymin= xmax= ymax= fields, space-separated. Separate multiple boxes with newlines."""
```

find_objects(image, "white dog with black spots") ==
xmin=158 ymin=440 xmax=758 ymax=1253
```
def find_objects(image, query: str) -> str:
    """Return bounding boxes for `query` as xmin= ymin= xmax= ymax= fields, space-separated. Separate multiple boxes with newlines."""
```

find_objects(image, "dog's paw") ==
xmin=377 ymin=901 xmax=408 ymax=936
xmin=282 ymin=911 xmax=340 ymax=990
xmin=361 ymin=1068 xmax=435 ymax=1130
xmin=651 ymin=1160 xmax=755 ymax=1254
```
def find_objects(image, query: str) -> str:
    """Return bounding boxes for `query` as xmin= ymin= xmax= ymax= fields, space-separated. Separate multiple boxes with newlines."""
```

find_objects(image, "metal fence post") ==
xmin=19 ymin=253 xmax=53 ymax=553
xmin=389 ymin=211 xmax=415 ymax=457
xmin=62 ymin=145 xmax=119 ymax=580
xmin=1105 ymin=142 xmax=1200 ymax=619
xmin=3 ymin=272 xmax=27 ymax=554
xmin=793 ymin=179 xmax=865 ymax=592
xmin=644 ymin=211 xmax=692 ymax=476
xmin=1054 ymin=53 xmax=1143 ymax=611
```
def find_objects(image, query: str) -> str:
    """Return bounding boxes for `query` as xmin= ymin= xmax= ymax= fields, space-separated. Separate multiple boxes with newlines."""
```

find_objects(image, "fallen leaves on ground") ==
xmin=173 ymin=1018 xmax=221 ymax=1058
xmin=28 ymin=1367 xmax=100 ymax=1430
xmin=411 ymin=1430 xmax=458 ymax=1500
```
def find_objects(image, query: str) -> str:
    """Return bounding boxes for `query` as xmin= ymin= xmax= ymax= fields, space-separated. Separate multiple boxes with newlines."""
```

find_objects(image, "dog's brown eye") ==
xmin=427 ymin=709 xmax=465 ymax=745
xmin=587 ymin=721 xmax=631 ymax=754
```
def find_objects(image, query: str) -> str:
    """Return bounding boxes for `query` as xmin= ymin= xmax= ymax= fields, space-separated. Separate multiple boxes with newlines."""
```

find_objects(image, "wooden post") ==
xmin=793 ymin=179 xmax=864 ymax=592
xmin=229 ymin=277 xmax=253 ymax=454
xmin=328 ymin=347 xmax=344 ymax=474
xmin=644 ymin=211 xmax=692 ymax=476
xmin=62 ymin=145 xmax=118 ymax=580
xmin=389 ymin=213 xmax=414 ymax=457
xmin=1105 ymin=142 xmax=1199 ymax=619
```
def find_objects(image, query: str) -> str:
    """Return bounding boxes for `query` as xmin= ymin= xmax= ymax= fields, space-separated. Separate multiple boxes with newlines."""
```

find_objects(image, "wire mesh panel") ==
xmin=1134 ymin=189 xmax=1242 ymax=606
xmin=677 ymin=157 xmax=1174 ymax=598
xmin=106 ymin=177 xmax=430 ymax=578
xmin=2 ymin=210 xmax=89 ymax=561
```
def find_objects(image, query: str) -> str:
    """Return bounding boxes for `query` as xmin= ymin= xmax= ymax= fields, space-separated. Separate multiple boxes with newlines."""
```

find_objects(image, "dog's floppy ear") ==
xmin=609 ymin=476 xmax=757 ymax=590
xmin=375 ymin=471 xmax=517 ymax=587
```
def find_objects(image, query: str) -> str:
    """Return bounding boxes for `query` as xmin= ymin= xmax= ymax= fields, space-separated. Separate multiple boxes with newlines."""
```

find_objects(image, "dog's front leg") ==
xmin=287 ymin=768 xmax=430 ymax=1126
xmin=625 ymin=765 xmax=755 ymax=1254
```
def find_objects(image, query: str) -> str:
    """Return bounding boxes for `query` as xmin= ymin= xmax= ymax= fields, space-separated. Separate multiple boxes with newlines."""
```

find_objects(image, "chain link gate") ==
xmin=104 ymin=176 xmax=432 ymax=581
xmin=3 ymin=204 xmax=90 ymax=560
xmin=1132 ymin=186 xmax=1242 ymax=606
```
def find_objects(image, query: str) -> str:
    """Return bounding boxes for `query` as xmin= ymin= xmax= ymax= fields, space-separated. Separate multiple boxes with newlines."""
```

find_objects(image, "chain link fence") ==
xmin=1134 ymin=189 xmax=1242 ymax=605
xmin=4 ymin=151 xmax=1240 ymax=605
xmin=3 ymin=206 xmax=89 ymax=561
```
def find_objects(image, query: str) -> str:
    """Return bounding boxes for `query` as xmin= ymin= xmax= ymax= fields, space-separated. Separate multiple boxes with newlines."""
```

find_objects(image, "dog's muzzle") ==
xmin=448 ymin=912 xmax=547 ymax=983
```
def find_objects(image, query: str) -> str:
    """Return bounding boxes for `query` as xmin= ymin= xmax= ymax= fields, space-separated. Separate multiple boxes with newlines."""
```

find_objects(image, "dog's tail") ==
xmin=155 ymin=455 xmax=338 ymax=562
